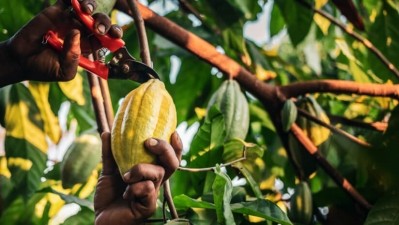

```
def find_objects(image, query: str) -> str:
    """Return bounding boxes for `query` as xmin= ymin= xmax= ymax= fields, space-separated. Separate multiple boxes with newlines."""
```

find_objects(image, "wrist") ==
xmin=0 ymin=40 xmax=24 ymax=87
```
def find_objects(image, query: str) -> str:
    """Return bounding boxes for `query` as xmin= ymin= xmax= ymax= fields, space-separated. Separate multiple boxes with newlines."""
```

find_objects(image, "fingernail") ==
xmin=97 ymin=24 xmax=106 ymax=34
xmin=148 ymin=138 xmax=158 ymax=146
xmin=87 ymin=4 xmax=94 ymax=13
xmin=123 ymin=172 xmax=130 ymax=181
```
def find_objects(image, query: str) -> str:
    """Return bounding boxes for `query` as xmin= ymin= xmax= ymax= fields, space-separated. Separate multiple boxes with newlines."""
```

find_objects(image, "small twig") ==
xmin=290 ymin=123 xmax=372 ymax=210
xmin=127 ymin=0 xmax=152 ymax=66
xmin=178 ymin=0 xmax=204 ymax=23
xmin=297 ymin=108 xmax=372 ymax=148
xmin=87 ymin=54 xmax=110 ymax=134
xmin=296 ymin=0 xmax=399 ymax=80
xmin=178 ymin=155 xmax=246 ymax=172
xmin=164 ymin=180 xmax=179 ymax=219
xmin=98 ymin=78 xmax=114 ymax=129
xmin=328 ymin=114 xmax=388 ymax=132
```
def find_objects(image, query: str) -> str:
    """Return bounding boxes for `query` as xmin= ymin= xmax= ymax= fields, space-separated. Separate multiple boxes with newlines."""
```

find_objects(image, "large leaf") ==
xmin=212 ymin=165 xmax=235 ymax=225
xmin=169 ymin=56 xmax=215 ymax=124
xmin=0 ymin=1 xmax=35 ymax=40
xmin=174 ymin=195 xmax=292 ymax=224
xmin=188 ymin=106 xmax=225 ymax=160
xmin=364 ymin=192 xmax=399 ymax=225
xmin=275 ymin=0 xmax=314 ymax=46
xmin=29 ymin=82 xmax=61 ymax=143
xmin=58 ymin=72 xmax=86 ymax=106
xmin=4 ymin=84 xmax=47 ymax=198
xmin=230 ymin=199 xmax=292 ymax=225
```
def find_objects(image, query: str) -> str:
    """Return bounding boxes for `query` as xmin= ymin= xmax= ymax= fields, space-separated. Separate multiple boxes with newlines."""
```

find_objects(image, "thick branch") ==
xmin=280 ymin=79 xmax=399 ymax=99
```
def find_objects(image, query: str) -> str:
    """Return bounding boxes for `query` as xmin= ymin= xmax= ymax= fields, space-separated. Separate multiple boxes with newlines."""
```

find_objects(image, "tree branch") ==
xmin=328 ymin=114 xmax=388 ymax=132
xmin=296 ymin=0 xmax=399 ymax=80
xmin=127 ymin=0 xmax=152 ymax=66
xmin=297 ymin=108 xmax=371 ymax=148
xmin=280 ymin=79 xmax=399 ymax=99
xmin=87 ymin=55 xmax=110 ymax=134
xmin=290 ymin=123 xmax=372 ymax=210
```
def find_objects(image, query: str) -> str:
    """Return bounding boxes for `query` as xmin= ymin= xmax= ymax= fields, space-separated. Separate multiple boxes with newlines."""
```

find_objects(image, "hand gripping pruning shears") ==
xmin=44 ymin=0 xmax=158 ymax=83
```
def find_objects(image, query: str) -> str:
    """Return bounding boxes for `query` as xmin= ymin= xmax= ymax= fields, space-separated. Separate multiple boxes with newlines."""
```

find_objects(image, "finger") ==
xmin=144 ymin=138 xmax=180 ymax=181
xmin=123 ymin=180 xmax=158 ymax=218
xmin=59 ymin=29 xmax=80 ymax=81
xmin=92 ymin=13 xmax=111 ymax=35
xmin=80 ymin=0 xmax=96 ymax=14
xmin=100 ymin=132 xmax=118 ymax=175
xmin=123 ymin=164 xmax=164 ymax=187
xmin=108 ymin=24 xmax=123 ymax=39
xmin=170 ymin=131 xmax=183 ymax=161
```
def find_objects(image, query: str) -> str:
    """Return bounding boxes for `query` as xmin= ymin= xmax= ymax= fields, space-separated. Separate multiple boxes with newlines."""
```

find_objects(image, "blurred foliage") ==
xmin=1 ymin=0 xmax=399 ymax=224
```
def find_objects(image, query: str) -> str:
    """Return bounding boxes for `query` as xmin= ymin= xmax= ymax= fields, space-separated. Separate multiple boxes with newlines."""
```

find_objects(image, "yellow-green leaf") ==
xmin=29 ymin=82 xmax=61 ymax=143
xmin=6 ymin=85 xmax=48 ymax=153
xmin=58 ymin=72 xmax=86 ymax=106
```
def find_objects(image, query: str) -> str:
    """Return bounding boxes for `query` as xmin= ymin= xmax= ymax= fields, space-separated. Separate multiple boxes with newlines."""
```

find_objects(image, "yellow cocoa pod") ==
xmin=111 ymin=79 xmax=177 ymax=176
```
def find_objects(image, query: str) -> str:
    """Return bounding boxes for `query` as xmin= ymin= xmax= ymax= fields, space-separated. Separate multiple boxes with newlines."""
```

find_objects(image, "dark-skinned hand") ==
xmin=0 ymin=0 xmax=122 ymax=87
xmin=94 ymin=132 xmax=183 ymax=225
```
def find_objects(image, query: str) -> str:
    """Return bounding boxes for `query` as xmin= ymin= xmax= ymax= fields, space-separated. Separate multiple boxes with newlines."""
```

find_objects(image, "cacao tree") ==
xmin=1 ymin=0 xmax=399 ymax=224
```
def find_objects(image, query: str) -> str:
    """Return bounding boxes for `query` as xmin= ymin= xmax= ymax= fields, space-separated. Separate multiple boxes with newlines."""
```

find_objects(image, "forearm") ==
xmin=0 ymin=41 xmax=24 ymax=87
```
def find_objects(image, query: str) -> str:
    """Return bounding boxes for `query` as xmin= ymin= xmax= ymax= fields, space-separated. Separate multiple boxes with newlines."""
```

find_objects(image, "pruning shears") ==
xmin=43 ymin=0 xmax=158 ymax=83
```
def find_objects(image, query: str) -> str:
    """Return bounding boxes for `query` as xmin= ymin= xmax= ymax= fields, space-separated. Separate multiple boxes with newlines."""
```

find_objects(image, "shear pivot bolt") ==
xmin=122 ymin=64 xmax=130 ymax=73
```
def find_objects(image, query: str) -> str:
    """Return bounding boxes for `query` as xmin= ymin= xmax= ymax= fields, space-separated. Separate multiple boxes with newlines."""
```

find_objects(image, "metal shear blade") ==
xmin=107 ymin=47 xmax=159 ymax=83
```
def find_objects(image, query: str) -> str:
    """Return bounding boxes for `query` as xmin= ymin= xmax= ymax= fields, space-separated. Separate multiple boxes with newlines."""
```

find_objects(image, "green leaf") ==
xmin=270 ymin=2 xmax=286 ymax=37
xmin=189 ymin=106 xmax=225 ymax=160
xmin=368 ymin=1 xmax=399 ymax=82
xmin=4 ymin=84 xmax=47 ymax=198
xmin=275 ymin=0 xmax=314 ymax=46
xmin=169 ymin=56 xmax=215 ymax=124
xmin=173 ymin=194 xmax=215 ymax=210
xmin=364 ymin=192 xmax=399 ymax=225
xmin=0 ymin=1 xmax=35 ymax=40
xmin=230 ymin=199 xmax=293 ymax=225
xmin=29 ymin=82 xmax=61 ymax=143
xmin=61 ymin=207 xmax=95 ymax=225
xmin=40 ymin=187 xmax=94 ymax=210
xmin=164 ymin=219 xmax=192 ymax=225
xmin=212 ymin=165 xmax=235 ymax=225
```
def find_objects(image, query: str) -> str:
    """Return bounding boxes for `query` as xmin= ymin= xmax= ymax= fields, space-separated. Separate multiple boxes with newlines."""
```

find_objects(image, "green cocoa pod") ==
xmin=288 ymin=95 xmax=330 ymax=178
xmin=206 ymin=79 xmax=249 ymax=141
xmin=296 ymin=95 xmax=330 ymax=146
xmin=61 ymin=133 xmax=102 ymax=189
xmin=281 ymin=99 xmax=298 ymax=132
xmin=93 ymin=0 xmax=116 ymax=14
xmin=289 ymin=181 xmax=313 ymax=225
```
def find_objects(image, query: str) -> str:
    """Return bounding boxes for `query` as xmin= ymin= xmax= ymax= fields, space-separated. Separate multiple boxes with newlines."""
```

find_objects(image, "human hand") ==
xmin=94 ymin=132 xmax=183 ymax=225
xmin=1 ymin=0 xmax=122 ymax=86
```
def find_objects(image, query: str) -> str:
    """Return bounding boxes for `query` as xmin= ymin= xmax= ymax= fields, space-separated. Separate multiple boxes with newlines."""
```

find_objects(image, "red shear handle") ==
xmin=45 ymin=31 xmax=109 ymax=79
xmin=71 ymin=0 xmax=124 ymax=52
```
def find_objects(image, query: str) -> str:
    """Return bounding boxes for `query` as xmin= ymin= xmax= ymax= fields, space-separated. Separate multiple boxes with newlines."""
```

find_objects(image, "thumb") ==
xmin=60 ymin=29 xmax=80 ymax=81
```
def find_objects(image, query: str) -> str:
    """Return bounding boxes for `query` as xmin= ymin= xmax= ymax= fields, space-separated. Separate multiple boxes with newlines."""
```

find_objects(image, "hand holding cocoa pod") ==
xmin=94 ymin=131 xmax=182 ymax=225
